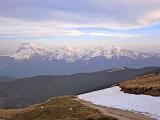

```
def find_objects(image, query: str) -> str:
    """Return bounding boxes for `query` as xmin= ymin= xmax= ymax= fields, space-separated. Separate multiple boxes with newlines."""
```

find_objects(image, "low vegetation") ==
xmin=120 ymin=72 xmax=160 ymax=96
xmin=0 ymin=96 xmax=116 ymax=120
xmin=0 ymin=67 xmax=155 ymax=108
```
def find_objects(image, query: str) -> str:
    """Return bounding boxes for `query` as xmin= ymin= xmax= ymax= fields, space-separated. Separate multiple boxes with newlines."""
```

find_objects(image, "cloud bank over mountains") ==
xmin=0 ymin=0 xmax=160 ymax=53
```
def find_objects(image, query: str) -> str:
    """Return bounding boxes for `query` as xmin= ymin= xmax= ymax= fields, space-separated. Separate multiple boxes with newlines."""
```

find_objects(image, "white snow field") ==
xmin=78 ymin=86 xmax=160 ymax=120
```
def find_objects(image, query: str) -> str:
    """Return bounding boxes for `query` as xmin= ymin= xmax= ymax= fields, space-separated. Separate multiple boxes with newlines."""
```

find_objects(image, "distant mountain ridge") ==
xmin=0 ymin=76 xmax=16 ymax=82
xmin=0 ymin=42 xmax=160 ymax=77
xmin=10 ymin=42 xmax=52 ymax=61
xmin=8 ymin=42 xmax=160 ymax=62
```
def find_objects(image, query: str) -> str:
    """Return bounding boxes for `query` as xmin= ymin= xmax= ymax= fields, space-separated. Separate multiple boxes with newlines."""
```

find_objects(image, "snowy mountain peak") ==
xmin=53 ymin=46 xmax=85 ymax=63
xmin=85 ymin=45 xmax=136 ymax=59
xmin=60 ymin=46 xmax=74 ymax=51
xmin=17 ymin=42 xmax=48 ymax=52
xmin=10 ymin=42 xmax=51 ymax=60
xmin=19 ymin=42 xmax=38 ymax=49
xmin=7 ymin=42 xmax=160 ymax=62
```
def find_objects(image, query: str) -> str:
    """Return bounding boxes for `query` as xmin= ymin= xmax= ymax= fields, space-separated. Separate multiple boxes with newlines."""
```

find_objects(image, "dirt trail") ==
xmin=76 ymin=98 xmax=156 ymax=120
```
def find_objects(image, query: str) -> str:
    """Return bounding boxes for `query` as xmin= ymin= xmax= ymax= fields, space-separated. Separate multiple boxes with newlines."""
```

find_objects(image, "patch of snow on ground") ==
xmin=78 ymin=86 xmax=160 ymax=120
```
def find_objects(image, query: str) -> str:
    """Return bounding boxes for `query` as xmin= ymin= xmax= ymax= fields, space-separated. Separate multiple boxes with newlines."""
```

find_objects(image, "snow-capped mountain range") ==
xmin=0 ymin=42 xmax=160 ymax=77
xmin=8 ymin=42 xmax=159 ymax=62
xmin=10 ymin=42 xmax=52 ymax=60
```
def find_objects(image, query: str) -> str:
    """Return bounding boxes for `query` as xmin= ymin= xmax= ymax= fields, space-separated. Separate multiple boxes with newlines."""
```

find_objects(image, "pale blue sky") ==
xmin=0 ymin=0 xmax=160 ymax=54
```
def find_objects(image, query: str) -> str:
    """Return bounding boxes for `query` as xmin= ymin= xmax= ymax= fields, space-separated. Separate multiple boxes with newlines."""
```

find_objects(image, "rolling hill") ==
xmin=1 ymin=96 xmax=116 ymax=120
xmin=0 ymin=67 xmax=159 ymax=108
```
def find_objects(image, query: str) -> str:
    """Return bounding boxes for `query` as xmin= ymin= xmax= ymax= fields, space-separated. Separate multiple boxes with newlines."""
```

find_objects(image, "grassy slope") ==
xmin=120 ymin=72 xmax=160 ymax=96
xmin=0 ymin=96 xmax=116 ymax=120
xmin=0 ymin=67 xmax=159 ymax=108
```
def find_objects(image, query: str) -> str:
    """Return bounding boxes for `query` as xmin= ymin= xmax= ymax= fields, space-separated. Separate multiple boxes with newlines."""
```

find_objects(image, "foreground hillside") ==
xmin=79 ymin=72 xmax=160 ymax=119
xmin=0 ymin=96 xmax=153 ymax=120
xmin=0 ymin=71 xmax=159 ymax=120
xmin=79 ymin=86 xmax=160 ymax=119
xmin=120 ymin=72 xmax=160 ymax=96
xmin=0 ymin=96 xmax=116 ymax=120
xmin=0 ymin=67 xmax=158 ymax=108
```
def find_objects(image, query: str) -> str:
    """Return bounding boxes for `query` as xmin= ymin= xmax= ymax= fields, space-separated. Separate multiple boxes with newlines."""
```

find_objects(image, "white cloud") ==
xmin=0 ymin=17 xmax=140 ymax=39
xmin=138 ymin=10 xmax=160 ymax=26
xmin=0 ymin=0 xmax=160 ymax=30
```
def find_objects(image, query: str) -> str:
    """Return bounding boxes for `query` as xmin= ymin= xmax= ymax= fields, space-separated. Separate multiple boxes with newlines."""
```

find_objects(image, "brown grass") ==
xmin=0 ymin=96 xmax=116 ymax=120
xmin=119 ymin=73 xmax=160 ymax=96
